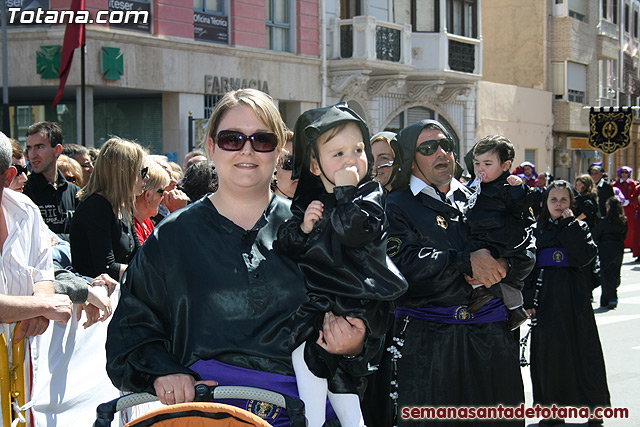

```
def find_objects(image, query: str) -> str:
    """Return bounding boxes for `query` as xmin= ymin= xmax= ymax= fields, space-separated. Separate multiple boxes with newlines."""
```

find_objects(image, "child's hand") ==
xmin=506 ymin=175 xmax=523 ymax=186
xmin=301 ymin=200 xmax=324 ymax=234
xmin=334 ymin=165 xmax=360 ymax=187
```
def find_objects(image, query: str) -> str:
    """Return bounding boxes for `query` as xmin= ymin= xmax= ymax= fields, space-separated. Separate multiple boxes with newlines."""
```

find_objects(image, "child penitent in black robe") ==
xmin=524 ymin=216 xmax=610 ymax=417
xmin=275 ymin=104 xmax=407 ymax=427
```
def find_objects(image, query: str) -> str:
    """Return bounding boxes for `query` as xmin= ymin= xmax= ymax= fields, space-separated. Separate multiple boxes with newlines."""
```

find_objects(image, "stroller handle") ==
xmin=94 ymin=384 xmax=306 ymax=427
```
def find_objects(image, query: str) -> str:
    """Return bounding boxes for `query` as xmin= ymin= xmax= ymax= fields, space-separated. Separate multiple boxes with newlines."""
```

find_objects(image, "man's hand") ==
xmin=469 ymin=248 xmax=507 ymax=287
xmin=14 ymin=317 xmax=49 ymax=342
xmin=162 ymin=189 xmax=190 ymax=213
xmin=301 ymin=200 xmax=324 ymax=234
xmin=317 ymin=312 xmax=366 ymax=356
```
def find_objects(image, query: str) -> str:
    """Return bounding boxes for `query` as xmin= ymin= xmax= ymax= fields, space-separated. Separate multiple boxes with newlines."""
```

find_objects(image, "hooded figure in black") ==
xmin=275 ymin=104 xmax=407 ymax=427
xmin=378 ymin=119 xmax=526 ymax=426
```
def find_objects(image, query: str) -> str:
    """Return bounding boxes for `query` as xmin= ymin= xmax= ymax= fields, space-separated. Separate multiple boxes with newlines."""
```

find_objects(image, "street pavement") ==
xmin=521 ymin=251 xmax=639 ymax=426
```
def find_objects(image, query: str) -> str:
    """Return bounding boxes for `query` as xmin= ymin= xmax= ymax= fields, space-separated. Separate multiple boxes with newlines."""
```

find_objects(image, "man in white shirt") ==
xmin=0 ymin=132 xmax=72 ymax=425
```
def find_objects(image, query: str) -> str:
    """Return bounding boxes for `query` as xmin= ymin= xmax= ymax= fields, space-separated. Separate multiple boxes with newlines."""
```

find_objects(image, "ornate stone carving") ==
xmin=329 ymin=73 xmax=370 ymax=99
xmin=437 ymin=84 xmax=472 ymax=103
xmin=367 ymin=75 xmax=406 ymax=97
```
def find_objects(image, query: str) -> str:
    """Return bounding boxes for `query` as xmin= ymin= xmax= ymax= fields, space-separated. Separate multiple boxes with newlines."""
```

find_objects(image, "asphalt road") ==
xmin=521 ymin=251 xmax=640 ymax=426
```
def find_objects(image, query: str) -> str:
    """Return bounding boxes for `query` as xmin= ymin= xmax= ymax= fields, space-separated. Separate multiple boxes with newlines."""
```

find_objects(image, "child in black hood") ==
xmin=275 ymin=104 xmax=407 ymax=427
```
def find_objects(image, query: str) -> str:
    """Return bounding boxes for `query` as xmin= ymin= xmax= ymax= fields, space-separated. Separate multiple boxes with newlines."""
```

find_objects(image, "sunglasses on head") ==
xmin=156 ymin=188 xmax=165 ymax=194
xmin=141 ymin=166 xmax=149 ymax=180
xmin=216 ymin=130 xmax=278 ymax=153
xmin=12 ymin=164 xmax=28 ymax=175
xmin=415 ymin=137 xmax=455 ymax=156
xmin=279 ymin=155 xmax=293 ymax=171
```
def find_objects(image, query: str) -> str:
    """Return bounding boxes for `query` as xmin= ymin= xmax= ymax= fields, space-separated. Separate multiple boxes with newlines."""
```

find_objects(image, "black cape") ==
xmin=523 ymin=218 xmax=611 ymax=410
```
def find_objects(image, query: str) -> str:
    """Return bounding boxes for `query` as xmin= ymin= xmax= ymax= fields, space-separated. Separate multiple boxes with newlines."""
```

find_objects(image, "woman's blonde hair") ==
xmin=78 ymin=137 xmax=145 ymax=225
xmin=57 ymin=154 xmax=84 ymax=187
xmin=144 ymin=158 xmax=171 ymax=193
xmin=204 ymin=89 xmax=286 ymax=155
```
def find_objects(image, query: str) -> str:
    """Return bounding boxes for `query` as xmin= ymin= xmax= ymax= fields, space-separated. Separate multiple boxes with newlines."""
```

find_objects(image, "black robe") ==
xmin=523 ymin=218 xmax=611 ymax=411
xmin=275 ymin=180 xmax=407 ymax=393
xmin=592 ymin=217 xmax=627 ymax=307
xmin=106 ymin=196 xmax=309 ymax=393
xmin=379 ymin=188 xmax=526 ymax=426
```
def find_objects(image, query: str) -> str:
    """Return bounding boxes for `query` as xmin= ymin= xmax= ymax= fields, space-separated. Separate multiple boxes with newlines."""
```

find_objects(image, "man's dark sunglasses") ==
xmin=279 ymin=155 xmax=293 ymax=171
xmin=415 ymin=137 xmax=455 ymax=156
xmin=216 ymin=130 xmax=278 ymax=153
xmin=12 ymin=164 xmax=28 ymax=175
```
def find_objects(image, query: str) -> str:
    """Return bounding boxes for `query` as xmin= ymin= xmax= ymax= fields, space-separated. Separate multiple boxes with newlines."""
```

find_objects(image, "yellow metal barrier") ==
xmin=0 ymin=333 xmax=11 ymax=427
xmin=10 ymin=326 xmax=26 ymax=423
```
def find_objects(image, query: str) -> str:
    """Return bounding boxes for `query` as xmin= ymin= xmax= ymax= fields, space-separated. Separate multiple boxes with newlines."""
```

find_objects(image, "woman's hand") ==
xmin=91 ymin=273 xmax=118 ymax=296
xmin=561 ymin=208 xmax=574 ymax=219
xmin=301 ymin=200 xmax=324 ymax=234
xmin=317 ymin=312 xmax=366 ymax=356
xmin=153 ymin=374 xmax=218 ymax=405
xmin=526 ymin=308 xmax=536 ymax=318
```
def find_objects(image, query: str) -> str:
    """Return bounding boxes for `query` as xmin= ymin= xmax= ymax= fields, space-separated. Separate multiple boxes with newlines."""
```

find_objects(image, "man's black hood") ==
xmin=393 ymin=119 xmax=461 ymax=190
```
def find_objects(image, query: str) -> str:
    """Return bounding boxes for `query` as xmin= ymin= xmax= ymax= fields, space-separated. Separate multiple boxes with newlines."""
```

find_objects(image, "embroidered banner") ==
xmin=588 ymin=107 xmax=633 ymax=154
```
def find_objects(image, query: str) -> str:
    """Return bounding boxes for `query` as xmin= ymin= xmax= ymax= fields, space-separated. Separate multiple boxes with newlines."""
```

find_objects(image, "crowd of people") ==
xmin=0 ymin=88 xmax=635 ymax=426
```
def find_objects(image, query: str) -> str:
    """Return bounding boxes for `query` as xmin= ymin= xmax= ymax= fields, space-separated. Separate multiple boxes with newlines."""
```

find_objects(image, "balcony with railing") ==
xmin=330 ymin=16 xmax=411 ymax=65
xmin=328 ymin=17 xmax=481 ymax=79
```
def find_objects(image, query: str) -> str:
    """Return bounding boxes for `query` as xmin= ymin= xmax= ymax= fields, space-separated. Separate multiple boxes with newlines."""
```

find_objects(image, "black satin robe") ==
xmin=275 ymin=181 xmax=407 ymax=391
xmin=523 ymin=219 xmax=610 ymax=410
xmin=380 ymin=188 xmax=526 ymax=426
xmin=106 ymin=196 xmax=309 ymax=393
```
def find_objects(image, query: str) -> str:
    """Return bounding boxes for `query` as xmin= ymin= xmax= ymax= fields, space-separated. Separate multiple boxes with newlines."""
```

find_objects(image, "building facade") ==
xmin=482 ymin=0 xmax=640 ymax=182
xmin=2 ymin=0 xmax=323 ymax=162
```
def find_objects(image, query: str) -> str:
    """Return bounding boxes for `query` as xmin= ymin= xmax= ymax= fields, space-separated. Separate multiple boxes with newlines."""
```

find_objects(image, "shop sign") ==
xmin=204 ymin=75 xmax=269 ymax=95
xmin=194 ymin=12 xmax=228 ymax=44
xmin=108 ymin=0 xmax=150 ymax=33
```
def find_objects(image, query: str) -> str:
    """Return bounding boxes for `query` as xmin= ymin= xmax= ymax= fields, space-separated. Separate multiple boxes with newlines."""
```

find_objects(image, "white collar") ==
xmin=410 ymin=175 xmax=466 ymax=205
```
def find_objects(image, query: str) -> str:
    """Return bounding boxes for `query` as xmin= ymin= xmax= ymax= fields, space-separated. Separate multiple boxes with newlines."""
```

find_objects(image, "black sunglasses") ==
xmin=279 ymin=155 xmax=293 ymax=171
xmin=156 ymin=189 xmax=165 ymax=194
xmin=216 ymin=130 xmax=278 ymax=153
xmin=66 ymin=176 xmax=77 ymax=183
xmin=12 ymin=164 xmax=28 ymax=175
xmin=415 ymin=137 xmax=455 ymax=156
xmin=141 ymin=166 xmax=149 ymax=180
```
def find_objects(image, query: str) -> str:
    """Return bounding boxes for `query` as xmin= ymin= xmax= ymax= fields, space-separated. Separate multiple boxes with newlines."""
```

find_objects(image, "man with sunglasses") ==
xmin=381 ymin=120 xmax=527 ymax=426
xmin=23 ymin=122 xmax=80 ymax=240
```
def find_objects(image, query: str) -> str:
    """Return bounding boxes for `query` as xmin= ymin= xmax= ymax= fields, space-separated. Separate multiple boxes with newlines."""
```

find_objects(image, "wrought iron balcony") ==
xmin=331 ymin=17 xmax=411 ymax=65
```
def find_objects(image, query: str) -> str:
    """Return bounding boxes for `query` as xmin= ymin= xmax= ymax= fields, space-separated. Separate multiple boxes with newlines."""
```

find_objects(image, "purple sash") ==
xmin=396 ymin=298 xmax=507 ymax=324
xmin=536 ymin=247 xmax=570 ymax=267
xmin=190 ymin=358 xmax=336 ymax=426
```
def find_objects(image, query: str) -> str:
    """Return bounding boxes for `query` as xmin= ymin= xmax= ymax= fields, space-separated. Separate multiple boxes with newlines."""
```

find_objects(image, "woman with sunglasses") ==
xmin=107 ymin=90 xmax=366 ymax=425
xmin=70 ymin=137 xmax=145 ymax=281
xmin=370 ymin=131 xmax=399 ymax=192
xmin=133 ymin=159 xmax=171 ymax=244
xmin=57 ymin=154 xmax=84 ymax=187
xmin=8 ymin=137 xmax=28 ymax=192
xmin=273 ymin=130 xmax=299 ymax=200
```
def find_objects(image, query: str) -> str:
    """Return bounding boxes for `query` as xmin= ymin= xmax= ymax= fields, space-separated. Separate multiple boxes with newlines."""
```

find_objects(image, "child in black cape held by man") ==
xmin=275 ymin=104 xmax=407 ymax=427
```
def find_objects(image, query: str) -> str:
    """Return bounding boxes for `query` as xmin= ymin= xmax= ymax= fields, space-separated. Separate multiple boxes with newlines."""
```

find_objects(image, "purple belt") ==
xmin=190 ymin=358 xmax=336 ymax=426
xmin=536 ymin=247 xmax=570 ymax=267
xmin=396 ymin=297 xmax=507 ymax=324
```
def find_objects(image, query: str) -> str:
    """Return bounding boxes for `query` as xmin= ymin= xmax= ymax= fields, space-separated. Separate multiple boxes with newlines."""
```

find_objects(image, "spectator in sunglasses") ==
xmin=272 ymin=130 xmax=298 ymax=200
xmin=107 ymin=90 xmax=366 ymax=423
xmin=378 ymin=120 xmax=531 ymax=425
xmin=57 ymin=154 xmax=84 ymax=187
xmin=7 ymin=137 xmax=28 ymax=192
xmin=70 ymin=137 xmax=145 ymax=281
xmin=370 ymin=131 xmax=399 ymax=192
xmin=133 ymin=159 xmax=171 ymax=244
xmin=62 ymin=143 xmax=94 ymax=185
